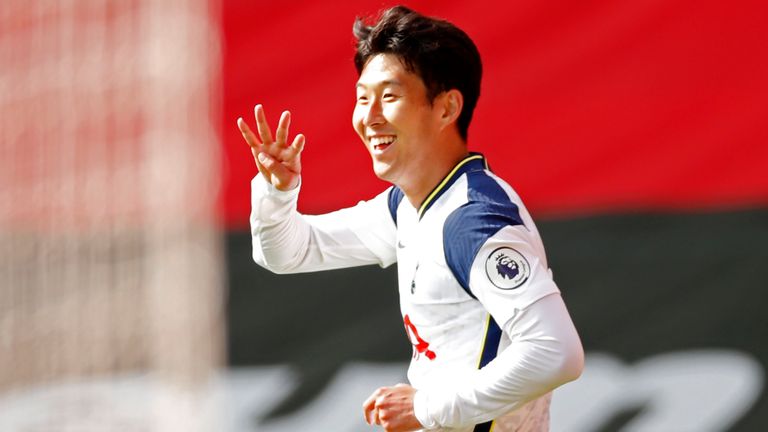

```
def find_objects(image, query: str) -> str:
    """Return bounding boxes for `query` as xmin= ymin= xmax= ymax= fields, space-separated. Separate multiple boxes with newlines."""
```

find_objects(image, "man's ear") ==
xmin=439 ymin=89 xmax=463 ymax=129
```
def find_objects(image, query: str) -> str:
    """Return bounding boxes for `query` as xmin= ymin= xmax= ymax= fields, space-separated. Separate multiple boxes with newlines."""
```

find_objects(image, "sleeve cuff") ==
xmin=251 ymin=174 xmax=302 ymax=224
xmin=413 ymin=390 xmax=439 ymax=430
xmin=251 ymin=173 xmax=301 ymax=198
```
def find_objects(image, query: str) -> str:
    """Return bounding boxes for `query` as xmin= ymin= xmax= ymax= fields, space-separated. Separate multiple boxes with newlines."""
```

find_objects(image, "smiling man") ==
xmin=353 ymin=52 xmax=466 ymax=201
xmin=238 ymin=5 xmax=583 ymax=432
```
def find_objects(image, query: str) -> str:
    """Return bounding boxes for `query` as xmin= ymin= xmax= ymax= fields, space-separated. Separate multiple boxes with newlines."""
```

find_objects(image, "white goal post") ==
xmin=0 ymin=1 xmax=225 ymax=430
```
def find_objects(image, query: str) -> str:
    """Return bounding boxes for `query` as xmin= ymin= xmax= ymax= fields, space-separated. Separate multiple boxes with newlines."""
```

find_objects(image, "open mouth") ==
xmin=370 ymin=135 xmax=396 ymax=153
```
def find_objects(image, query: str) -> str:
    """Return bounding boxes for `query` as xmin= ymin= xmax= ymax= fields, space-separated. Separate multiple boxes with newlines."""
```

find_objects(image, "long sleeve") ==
xmin=413 ymin=222 xmax=584 ymax=429
xmin=413 ymin=293 xmax=584 ymax=428
xmin=251 ymin=174 xmax=397 ymax=273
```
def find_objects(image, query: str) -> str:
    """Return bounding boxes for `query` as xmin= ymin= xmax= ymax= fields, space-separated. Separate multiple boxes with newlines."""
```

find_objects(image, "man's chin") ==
xmin=371 ymin=161 xmax=394 ymax=183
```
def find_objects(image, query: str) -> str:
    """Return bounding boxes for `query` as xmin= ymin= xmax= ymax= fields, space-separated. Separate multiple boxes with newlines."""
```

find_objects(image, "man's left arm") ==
xmin=366 ymin=289 xmax=582 ymax=431
xmin=363 ymin=224 xmax=584 ymax=431
xmin=414 ymin=225 xmax=584 ymax=429
xmin=414 ymin=294 xmax=583 ymax=429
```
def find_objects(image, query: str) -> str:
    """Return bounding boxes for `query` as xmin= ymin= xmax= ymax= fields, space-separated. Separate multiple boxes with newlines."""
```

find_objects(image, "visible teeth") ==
xmin=370 ymin=136 xmax=395 ymax=146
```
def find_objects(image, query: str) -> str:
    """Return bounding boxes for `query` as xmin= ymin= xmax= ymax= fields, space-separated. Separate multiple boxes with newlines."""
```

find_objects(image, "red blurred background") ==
xmin=221 ymin=0 xmax=768 ymax=225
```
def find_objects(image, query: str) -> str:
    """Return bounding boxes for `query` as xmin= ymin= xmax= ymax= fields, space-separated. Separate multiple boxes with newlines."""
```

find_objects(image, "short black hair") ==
xmin=353 ymin=5 xmax=482 ymax=141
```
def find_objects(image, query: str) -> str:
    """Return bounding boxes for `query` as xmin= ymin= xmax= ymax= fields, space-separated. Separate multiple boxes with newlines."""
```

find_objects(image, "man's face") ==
xmin=353 ymin=54 xmax=443 ymax=187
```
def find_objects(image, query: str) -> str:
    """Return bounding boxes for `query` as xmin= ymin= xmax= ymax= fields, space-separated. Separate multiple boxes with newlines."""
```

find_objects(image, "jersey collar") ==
xmin=417 ymin=153 xmax=488 ymax=219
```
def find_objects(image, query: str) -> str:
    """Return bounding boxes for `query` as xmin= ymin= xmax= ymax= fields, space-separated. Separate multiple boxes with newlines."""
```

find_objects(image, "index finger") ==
xmin=362 ymin=388 xmax=383 ymax=424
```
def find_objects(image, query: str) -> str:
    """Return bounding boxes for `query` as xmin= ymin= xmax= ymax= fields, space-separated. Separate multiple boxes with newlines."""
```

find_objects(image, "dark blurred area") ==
xmin=228 ymin=208 xmax=768 ymax=431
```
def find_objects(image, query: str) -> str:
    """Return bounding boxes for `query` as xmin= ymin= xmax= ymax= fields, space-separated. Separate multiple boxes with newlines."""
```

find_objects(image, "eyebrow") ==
xmin=355 ymin=79 xmax=403 ymax=89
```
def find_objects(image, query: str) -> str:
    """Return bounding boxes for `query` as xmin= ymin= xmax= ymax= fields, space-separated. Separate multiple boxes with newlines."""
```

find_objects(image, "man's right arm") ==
xmin=240 ymin=104 xmax=396 ymax=274
xmin=251 ymin=172 xmax=397 ymax=273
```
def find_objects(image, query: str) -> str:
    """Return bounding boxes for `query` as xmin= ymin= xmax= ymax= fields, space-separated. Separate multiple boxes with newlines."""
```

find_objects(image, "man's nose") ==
xmin=364 ymin=99 xmax=385 ymax=127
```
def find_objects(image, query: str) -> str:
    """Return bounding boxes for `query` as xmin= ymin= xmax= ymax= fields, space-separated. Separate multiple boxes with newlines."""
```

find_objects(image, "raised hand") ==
xmin=238 ymin=104 xmax=305 ymax=191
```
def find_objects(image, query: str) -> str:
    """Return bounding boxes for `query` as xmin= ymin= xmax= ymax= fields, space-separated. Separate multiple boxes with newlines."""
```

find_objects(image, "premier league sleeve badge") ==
xmin=485 ymin=247 xmax=531 ymax=290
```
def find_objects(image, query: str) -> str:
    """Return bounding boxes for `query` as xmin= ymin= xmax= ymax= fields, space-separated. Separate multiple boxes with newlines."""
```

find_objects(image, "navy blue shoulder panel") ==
xmin=387 ymin=186 xmax=404 ymax=226
xmin=444 ymin=172 xmax=523 ymax=298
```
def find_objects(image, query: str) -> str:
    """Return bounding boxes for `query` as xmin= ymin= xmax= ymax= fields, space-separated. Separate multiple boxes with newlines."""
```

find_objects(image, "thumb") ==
xmin=258 ymin=152 xmax=298 ymax=191
xmin=253 ymin=151 xmax=272 ymax=182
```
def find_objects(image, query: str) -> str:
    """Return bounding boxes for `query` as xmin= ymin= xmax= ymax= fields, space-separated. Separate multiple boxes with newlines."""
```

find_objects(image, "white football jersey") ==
xmin=251 ymin=153 xmax=582 ymax=432
xmin=385 ymin=154 xmax=559 ymax=431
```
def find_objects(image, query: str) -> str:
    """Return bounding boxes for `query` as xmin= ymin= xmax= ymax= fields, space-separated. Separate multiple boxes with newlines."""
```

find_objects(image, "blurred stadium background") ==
xmin=1 ymin=0 xmax=767 ymax=431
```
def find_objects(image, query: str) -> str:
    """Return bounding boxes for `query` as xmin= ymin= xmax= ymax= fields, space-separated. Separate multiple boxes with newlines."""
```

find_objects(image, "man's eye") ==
xmin=357 ymin=96 xmax=368 ymax=103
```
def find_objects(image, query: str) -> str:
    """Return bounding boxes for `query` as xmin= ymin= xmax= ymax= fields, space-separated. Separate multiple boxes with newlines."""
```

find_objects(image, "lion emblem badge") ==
xmin=485 ymin=247 xmax=530 ymax=290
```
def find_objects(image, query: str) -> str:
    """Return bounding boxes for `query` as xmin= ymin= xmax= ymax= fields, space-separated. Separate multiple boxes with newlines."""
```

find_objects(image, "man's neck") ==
xmin=399 ymin=138 xmax=469 ymax=211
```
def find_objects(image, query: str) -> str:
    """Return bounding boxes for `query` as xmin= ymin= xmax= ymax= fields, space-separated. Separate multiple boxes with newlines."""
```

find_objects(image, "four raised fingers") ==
xmin=239 ymin=105 xmax=305 ymax=190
